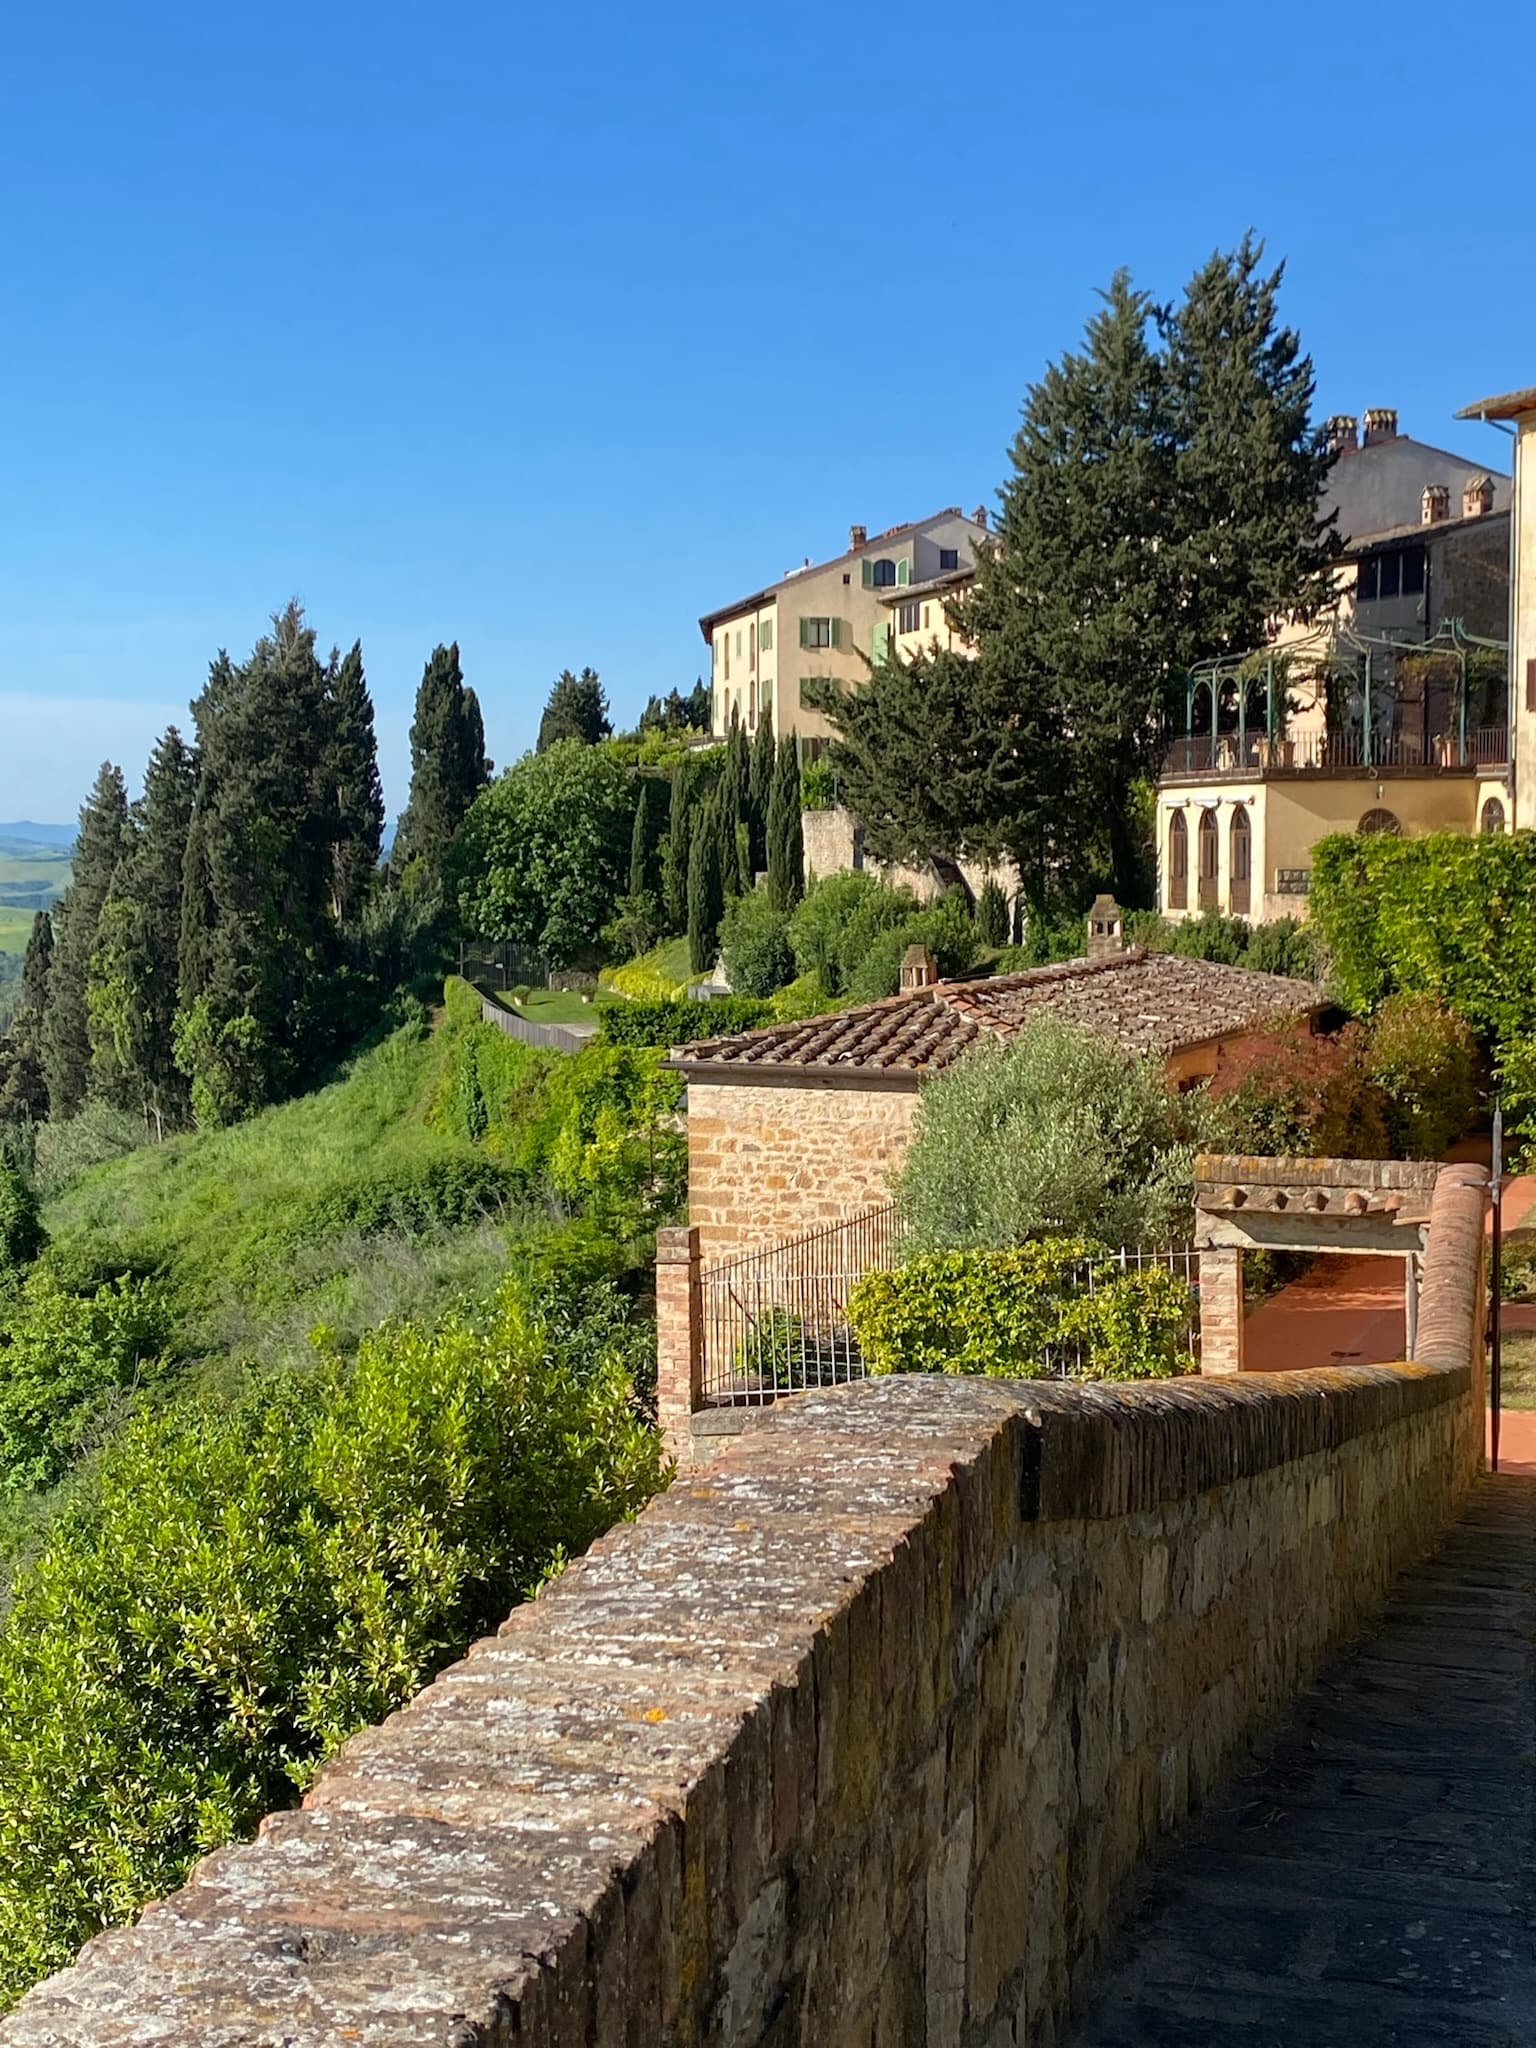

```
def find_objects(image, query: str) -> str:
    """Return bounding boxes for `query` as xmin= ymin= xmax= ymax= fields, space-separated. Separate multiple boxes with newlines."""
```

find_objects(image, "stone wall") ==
xmin=685 ymin=1075 xmax=919 ymax=1255
xmin=3 ymin=1348 xmax=1481 ymax=2044
xmin=800 ymin=804 xmax=1021 ymax=914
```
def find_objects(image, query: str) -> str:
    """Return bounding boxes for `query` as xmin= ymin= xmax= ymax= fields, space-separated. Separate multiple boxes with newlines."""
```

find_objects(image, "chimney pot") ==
xmin=973 ymin=505 xmax=988 ymax=530
xmin=899 ymin=944 xmax=938 ymax=991
xmin=849 ymin=524 xmax=867 ymax=550
xmin=1422 ymin=482 xmax=1450 ymax=525
xmin=1325 ymin=414 xmax=1359 ymax=456
xmin=1362 ymin=408 xmax=1399 ymax=445
xmin=1085 ymin=893 xmax=1126 ymax=962
xmin=1463 ymin=474 xmax=1495 ymax=519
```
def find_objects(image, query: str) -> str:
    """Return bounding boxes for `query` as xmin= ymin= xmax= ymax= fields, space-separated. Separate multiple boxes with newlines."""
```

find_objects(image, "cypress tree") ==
xmin=175 ymin=604 xmax=337 ymax=1122
xmin=0 ymin=912 xmax=53 ymax=1124
xmin=718 ymin=716 xmax=751 ymax=899
xmin=89 ymin=728 xmax=197 ymax=1130
xmin=628 ymin=779 xmax=654 ymax=901
xmin=766 ymin=736 xmax=804 ymax=912
xmin=748 ymin=710 xmax=775 ymax=874
xmin=323 ymin=641 xmax=384 ymax=929
xmin=687 ymin=793 xmax=725 ymax=976
xmin=394 ymin=644 xmax=489 ymax=885
xmin=41 ymin=762 xmax=128 ymax=1118
xmin=537 ymin=667 xmax=611 ymax=751
xmin=662 ymin=764 xmax=694 ymax=934
xmin=976 ymin=876 xmax=1010 ymax=947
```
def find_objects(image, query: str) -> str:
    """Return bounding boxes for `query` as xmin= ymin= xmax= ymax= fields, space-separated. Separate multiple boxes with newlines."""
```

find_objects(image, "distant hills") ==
xmin=0 ymin=822 xmax=74 ymax=854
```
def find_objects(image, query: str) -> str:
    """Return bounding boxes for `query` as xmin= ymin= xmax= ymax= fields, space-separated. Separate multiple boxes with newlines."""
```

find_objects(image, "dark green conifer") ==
xmin=748 ymin=710 xmax=775 ymax=874
xmin=766 ymin=737 xmax=804 ymax=912
xmin=687 ymin=792 xmax=725 ymax=975
xmin=393 ymin=644 xmax=489 ymax=884
xmin=661 ymin=763 xmax=695 ymax=933
xmin=323 ymin=641 xmax=385 ymax=928
xmin=0 ymin=912 xmax=53 ymax=1124
xmin=537 ymin=667 xmax=611 ymax=751
xmin=41 ymin=762 xmax=128 ymax=1118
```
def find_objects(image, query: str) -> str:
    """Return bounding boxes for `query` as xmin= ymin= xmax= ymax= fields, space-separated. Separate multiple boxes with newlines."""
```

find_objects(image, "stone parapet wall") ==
xmin=685 ymin=1076 xmax=918 ymax=1255
xmin=3 ymin=1342 xmax=1479 ymax=2045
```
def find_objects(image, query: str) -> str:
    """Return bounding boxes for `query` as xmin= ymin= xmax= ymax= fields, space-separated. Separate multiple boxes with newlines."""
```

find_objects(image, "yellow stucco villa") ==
xmin=1156 ymin=405 xmax=1517 ymax=923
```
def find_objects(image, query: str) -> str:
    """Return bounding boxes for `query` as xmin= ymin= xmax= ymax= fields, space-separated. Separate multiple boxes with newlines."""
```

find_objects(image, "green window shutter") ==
xmin=830 ymin=617 xmax=844 ymax=650
xmin=761 ymin=618 xmax=773 ymax=652
xmin=861 ymin=559 xmax=874 ymax=589
xmin=896 ymin=557 xmax=911 ymax=586
xmin=872 ymin=622 xmax=889 ymax=664
xmin=799 ymin=616 xmax=810 ymax=649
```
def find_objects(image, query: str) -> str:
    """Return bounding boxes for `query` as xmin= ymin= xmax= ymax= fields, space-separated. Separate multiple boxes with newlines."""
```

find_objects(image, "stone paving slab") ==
xmin=1068 ymin=1475 xmax=1536 ymax=2047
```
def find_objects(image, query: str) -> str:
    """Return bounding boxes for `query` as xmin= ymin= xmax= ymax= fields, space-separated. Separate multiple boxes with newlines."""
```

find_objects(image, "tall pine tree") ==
xmin=0 ymin=912 xmax=53 ymax=1124
xmin=766 ymin=737 xmax=804 ymax=912
xmin=748 ymin=710 xmax=775 ymax=873
xmin=41 ymin=762 xmax=128 ymax=1118
xmin=175 ymin=605 xmax=337 ymax=1123
xmin=687 ymin=792 xmax=725 ymax=975
xmin=89 ymin=728 xmax=197 ymax=1131
xmin=537 ymin=667 xmax=611 ymax=751
xmin=393 ymin=644 xmax=489 ymax=885
xmin=717 ymin=716 xmax=752 ymax=899
xmin=661 ymin=762 xmax=695 ymax=934
xmin=323 ymin=641 xmax=385 ymax=928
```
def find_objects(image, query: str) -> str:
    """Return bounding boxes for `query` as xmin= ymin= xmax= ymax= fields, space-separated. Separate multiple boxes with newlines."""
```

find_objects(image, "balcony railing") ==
xmin=1162 ymin=726 xmax=1509 ymax=780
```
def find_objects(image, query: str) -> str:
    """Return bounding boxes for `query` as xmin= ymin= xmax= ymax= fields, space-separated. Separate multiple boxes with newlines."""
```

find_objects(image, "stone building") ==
xmin=669 ymin=937 xmax=1326 ymax=1255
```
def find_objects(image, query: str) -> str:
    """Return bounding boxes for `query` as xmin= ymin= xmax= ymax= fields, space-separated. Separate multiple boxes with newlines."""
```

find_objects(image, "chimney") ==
xmin=1463 ymin=474 xmax=1495 ymax=519
xmin=1361 ymin=408 xmax=1399 ymax=446
xmin=1325 ymin=414 xmax=1359 ymax=457
xmin=849 ymin=523 xmax=867 ymax=551
xmin=1422 ymin=482 xmax=1450 ymax=525
xmin=1085 ymin=893 xmax=1125 ymax=962
xmin=972 ymin=505 xmax=988 ymax=530
xmin=899 ymin=944 xmax=938 ymax=991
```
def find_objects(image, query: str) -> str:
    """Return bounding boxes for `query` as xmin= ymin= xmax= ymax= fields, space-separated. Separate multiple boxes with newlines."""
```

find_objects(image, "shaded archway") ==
xmin=1358 ymin=808 xmax=1402 ymax=836
xmin=1482 ymin=796 xmax=1507 ymax=835
xmin=1229 ymin=807 xmax=1251 ymax=917
xmin=1197 ymin=808 xmax=1219 ymax=910
xmin=1168 ymin=811 xmax=1188 ymax=911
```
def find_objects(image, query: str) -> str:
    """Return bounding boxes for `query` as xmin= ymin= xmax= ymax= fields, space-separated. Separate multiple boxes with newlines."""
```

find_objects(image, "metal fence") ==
xmin=698 ymin=1213 xmax=1200 ymax=1407
xmin=1162 ymin=728 xmax=1509 ymax=779
xmin=700 ymin=1204 xmax=901 ymax=1407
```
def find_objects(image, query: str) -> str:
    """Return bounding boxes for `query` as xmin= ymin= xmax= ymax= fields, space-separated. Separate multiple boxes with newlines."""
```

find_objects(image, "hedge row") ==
xmin=597 ymin=996 xmax=772 ymax=1049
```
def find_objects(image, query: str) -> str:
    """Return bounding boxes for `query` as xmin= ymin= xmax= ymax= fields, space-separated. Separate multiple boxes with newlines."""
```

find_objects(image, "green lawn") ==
xmin=509 ymin=988 xmax=605 ymax=1029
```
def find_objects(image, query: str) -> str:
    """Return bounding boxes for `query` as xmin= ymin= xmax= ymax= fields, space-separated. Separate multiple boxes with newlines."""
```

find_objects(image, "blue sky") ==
xmin=2 ymin=0 xmax=1531 ymax=824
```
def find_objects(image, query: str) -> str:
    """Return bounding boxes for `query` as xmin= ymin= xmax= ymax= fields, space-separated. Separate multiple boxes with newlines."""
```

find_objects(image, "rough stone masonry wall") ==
xmin=685 ymin=1077 xmax=919 ymax=1254
xmin=2 ymin=1344 xmax=1480 ymax=2045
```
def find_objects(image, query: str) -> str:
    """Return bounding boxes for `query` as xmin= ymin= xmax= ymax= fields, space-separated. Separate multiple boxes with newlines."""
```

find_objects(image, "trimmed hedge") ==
xmin=597 ymin=996 xmax=772 ymax=1049
xmin=849 ymin=1239 xmax=1196 ymax=1381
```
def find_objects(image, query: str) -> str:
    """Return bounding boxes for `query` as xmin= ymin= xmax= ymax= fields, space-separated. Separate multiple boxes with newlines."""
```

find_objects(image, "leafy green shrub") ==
xmin=976 ymin=877 xmax=1010 ymax=947
xmin=849 ymin=1241 xmax=1195 ymax=1380
xmin=767 ymin=972 xmax=837 ymax=1022
xmin=1205 ymin=1027 xmax=1392 ymax=1161
xmin=285 ymin=1155 xmax=527 ymax=1249
xmin=845 ymin=896 xmax=978 ymax=1003
xmin=0 ymin=1275 xmax=662 ymax=2003
xmin=0 ymin=1271 xmax=175 ymax=1501
xmin=597 ymin=996 xmax=771 ymax=1048
xmin=719 ymin=890 xmax=795 ymax=997
xmin=1124 ymin=908 xmax=1319 ymax=980
xmin=895 ymin=1015 xmax=1202 ymax=1253
xmin=0 ymin=1165 xmax=43 ymax=1273
xmin=1243 ymin=917 xmax=1320 ymax=980
xmin=799 ymin=758 xmax=838 ymax=811
xmin=1364 ymin=994 xmax=1479 ymax=1158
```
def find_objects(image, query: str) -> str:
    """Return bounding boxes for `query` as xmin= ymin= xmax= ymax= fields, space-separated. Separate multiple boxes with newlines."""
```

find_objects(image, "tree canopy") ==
xmin=537 ymin=667 xmax=612 ymax=752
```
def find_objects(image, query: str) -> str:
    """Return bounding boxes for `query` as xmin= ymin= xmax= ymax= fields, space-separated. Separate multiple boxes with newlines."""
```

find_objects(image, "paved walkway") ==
xmin=1068 ymin=1476 xmax=1536 ymax=2046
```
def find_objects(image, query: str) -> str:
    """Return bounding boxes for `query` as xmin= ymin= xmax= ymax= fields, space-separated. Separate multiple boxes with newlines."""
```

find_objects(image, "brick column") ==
xmin=1199 ymin=1247 xmax=1245 ymax=1375
xmin=655 ymin=1225 xmax=703 ymax=1471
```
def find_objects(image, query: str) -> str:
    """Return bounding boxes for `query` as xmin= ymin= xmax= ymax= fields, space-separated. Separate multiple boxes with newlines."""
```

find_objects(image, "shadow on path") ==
xmin=1067 ymin=1476 xmax=1536 ymax=2046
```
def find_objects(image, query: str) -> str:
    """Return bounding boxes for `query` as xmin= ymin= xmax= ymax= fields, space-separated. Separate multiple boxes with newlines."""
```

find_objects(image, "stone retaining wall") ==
xmin=2 ymin=1341 xmax=1480 ymax=2044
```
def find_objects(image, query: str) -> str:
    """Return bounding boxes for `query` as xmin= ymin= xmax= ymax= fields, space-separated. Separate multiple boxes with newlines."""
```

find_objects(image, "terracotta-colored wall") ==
xmin=686 ymin=1079 xmax=919 ymax=1255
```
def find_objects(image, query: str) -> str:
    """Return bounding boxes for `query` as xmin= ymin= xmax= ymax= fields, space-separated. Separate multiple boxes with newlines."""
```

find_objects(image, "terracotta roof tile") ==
xmin=670 ymin=950 xmax=1326 ymax=1080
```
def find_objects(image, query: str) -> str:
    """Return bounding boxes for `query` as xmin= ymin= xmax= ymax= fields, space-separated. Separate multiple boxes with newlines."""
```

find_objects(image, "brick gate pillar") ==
xmin=1199 ymin=1246 xmax=1245 ymax=1375
xmin=656 ymin=1225 xmax=703 ymax=1470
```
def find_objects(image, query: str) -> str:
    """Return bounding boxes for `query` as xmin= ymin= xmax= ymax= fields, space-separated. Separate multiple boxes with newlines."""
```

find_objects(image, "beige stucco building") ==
xmin=1156 ymin=407 xmax=1514 ymax=922
xmin=699 ymin=509 xmax=989 ymax=751
xmin=1457 ymin=383 xmax=1536 ymax=828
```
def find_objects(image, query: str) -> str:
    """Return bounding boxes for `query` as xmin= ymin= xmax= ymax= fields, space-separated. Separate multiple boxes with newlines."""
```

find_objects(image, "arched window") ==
xmin=1197 ymin=807 xmax=1220 ymax=909
xmin=1168 ymin=811 xmax=1188 ymax=911
xmin=1358 ymin=808 xmax=1402 ymax=836
xmin=1229 ymin=806 xmax=1251 ymax=916
xmin=872 ymin=558 xmax=897 ymax=587
xmin=1482 ymin=796 xmax=1507 ymax=835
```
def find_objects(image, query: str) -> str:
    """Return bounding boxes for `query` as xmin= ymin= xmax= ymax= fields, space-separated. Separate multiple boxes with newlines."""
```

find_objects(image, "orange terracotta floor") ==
xmin=1240 ymin=1171 xmax=1536 ymax=1475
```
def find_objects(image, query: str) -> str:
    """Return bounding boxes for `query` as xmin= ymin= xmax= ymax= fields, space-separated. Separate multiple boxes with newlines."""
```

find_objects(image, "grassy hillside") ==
xmin=41 ymin=1006 xmax=533 ymax=1375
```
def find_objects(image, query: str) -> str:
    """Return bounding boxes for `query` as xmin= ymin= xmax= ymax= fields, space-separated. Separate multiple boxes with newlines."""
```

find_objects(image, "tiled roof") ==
xmin=670 ymin=950 xmax=1327 ymax=1080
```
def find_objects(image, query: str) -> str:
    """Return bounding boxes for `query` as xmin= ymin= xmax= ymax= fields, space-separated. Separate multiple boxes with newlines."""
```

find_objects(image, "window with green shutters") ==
xmin=896 ymin=557 xmax=911 ymax=586
xmin=799 ymin=617 xmax=837 ymax=649
xmin=872 ymin=622 xmax=890 ymax=664
xmin=760 ymin=617 xmax=774 ymax=653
